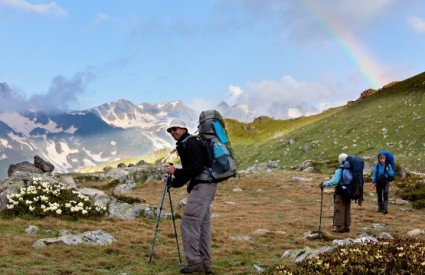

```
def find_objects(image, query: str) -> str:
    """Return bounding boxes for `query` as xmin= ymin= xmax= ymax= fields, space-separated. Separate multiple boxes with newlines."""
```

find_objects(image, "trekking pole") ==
xmin=148 ymin=175 xmax=169 ymax=263
xmin=167 ymin=176 xmax=182 ymax=265
xmin=318 ymin=184 xmax=324 ymax=234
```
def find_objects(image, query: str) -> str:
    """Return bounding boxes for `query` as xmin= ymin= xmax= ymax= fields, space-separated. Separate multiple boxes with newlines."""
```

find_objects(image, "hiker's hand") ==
xmin=166 ymin=163 xmax=175 ymax=175
xmin=319 ymin=182 xmax=324 ymax=190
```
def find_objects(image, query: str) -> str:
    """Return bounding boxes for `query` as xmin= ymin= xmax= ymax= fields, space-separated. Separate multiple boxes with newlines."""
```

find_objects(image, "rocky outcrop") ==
xmin=8 ymin=155 xmax=54 ymax=177
xmin=7 ymin=162 xmax=43 ymax=177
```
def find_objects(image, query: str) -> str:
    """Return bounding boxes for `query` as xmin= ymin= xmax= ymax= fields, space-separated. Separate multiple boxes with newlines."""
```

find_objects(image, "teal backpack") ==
xmin=184 ymin=110 xmax=237 ymax=183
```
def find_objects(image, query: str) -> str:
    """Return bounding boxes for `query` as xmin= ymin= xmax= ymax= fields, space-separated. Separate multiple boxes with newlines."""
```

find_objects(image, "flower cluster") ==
xmin=273 ymin=238 xmax=425 ymax=274
xmin=5 ymin=177 xmax=107 ymax=219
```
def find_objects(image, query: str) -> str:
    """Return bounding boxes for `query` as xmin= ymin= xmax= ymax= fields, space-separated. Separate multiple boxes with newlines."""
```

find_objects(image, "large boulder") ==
xmin=7 ymin=156 xmax=54 ymax=177
xmin=34 ymin=155 xmax=54 ymax=172
xmin=8 ymin=162 xmax=43 ymax=177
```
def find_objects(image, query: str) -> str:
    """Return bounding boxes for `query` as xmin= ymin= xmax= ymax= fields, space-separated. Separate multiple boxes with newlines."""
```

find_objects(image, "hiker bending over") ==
xmin=371 ymin=153 xmax=394 ymax=214
xmin=320 ymin=153 xmax=351 ymax=233
xmin=165 ymin=119 xmax=216 ymax=274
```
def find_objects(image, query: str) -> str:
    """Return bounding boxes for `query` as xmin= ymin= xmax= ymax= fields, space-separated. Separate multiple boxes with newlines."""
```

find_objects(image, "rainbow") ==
xmin=298 ymin=1 xmax=383 ymax=89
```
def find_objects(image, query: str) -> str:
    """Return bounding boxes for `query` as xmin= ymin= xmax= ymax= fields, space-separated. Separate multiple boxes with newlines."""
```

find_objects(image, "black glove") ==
xmin=319 ymin=182 xmax=324 ymax=190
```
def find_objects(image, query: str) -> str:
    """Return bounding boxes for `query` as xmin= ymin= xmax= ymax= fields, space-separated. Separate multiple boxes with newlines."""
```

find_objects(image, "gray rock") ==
xmin=407 ymin=229 xmax=425 ymax=237
xmin=34 ymin=155 xmax=54 ymax=172
xmin=59 ymin=175 xmax=77 ymax=189
xmin=8 ymin=162 xmax=43 ymax=177
xmin=25 ymin=225 xmax=39 ymax=234
xmin=33 ymin=230 xmax=116 ymax=248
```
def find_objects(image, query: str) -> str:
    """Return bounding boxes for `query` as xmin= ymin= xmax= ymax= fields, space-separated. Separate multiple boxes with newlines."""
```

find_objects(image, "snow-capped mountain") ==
xmin=0 ymin=81 xmax=265 ymax=179
xmin=0 ymin=89 xmax=200 ymax=179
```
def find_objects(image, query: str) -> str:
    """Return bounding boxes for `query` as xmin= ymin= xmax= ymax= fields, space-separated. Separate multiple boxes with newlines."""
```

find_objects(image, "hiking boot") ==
xmin=180 ymin=263 xmax=204 ymax=274
xmin=203 ymin=264 xmax=213 ymax=274
xmin=331 ymin=226 xmax=345 ymax=233
xmin=383 ymin=210 xmax=388 ymax=214
xmin=344 ymin=226 xmax=350 ymax=233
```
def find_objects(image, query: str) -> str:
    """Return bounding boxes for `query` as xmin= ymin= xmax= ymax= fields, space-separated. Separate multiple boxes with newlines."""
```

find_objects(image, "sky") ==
xmin=0 ymin=0 xmax=424 ymax=119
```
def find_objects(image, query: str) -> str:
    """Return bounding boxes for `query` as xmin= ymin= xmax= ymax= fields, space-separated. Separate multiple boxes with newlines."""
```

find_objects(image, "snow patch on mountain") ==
xmin=45 ymin=141 xmax=78 ymax=170
xmin=0 ymin=112 xmax=65 ymax=136
xmin=81 ymin=148 xmax=111 ymax=162
xmin=9 ymin=133 xmax=34 ymax=151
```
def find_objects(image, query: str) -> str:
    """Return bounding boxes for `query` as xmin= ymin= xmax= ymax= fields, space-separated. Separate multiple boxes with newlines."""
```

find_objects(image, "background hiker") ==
xmin=371 ymin=152 xmax=395 ymax=214
xmin=320 ymin=153 xmax=351 ymax=233
xmin=165 ymin=119 xmax=216 ymax=274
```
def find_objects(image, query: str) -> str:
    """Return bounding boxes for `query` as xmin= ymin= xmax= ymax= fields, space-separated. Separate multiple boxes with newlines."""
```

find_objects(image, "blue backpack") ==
xmin=378 ymin=150 xmax=395 ymax=181
xmin=337 ymin=155 xmax=365 ymax=204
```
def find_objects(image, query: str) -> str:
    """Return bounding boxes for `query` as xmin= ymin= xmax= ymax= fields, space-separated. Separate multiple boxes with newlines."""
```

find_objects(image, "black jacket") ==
xmin=173 ymin=132 xmax=207 ymax=192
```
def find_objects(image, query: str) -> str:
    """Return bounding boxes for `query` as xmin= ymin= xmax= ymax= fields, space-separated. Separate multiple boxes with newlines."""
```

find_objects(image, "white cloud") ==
xmin=0 ymin=0 xmax=67 ymax=16
xmin=287 ymin=108 xmax=303 ymax=118
xmin=226 ymin=75 xmax=334 ymax=118
xmin=226 ymin=85 xmax=242 ymax=105
xmin=230 ymin=75 xmax=330 ymax=104
xmin=408 ymin=16 xmax=425 ymax=33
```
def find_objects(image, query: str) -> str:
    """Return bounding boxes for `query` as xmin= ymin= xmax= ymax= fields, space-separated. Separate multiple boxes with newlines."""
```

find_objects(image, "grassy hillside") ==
xmin=229 ymin=72 xmax=425 ymax=174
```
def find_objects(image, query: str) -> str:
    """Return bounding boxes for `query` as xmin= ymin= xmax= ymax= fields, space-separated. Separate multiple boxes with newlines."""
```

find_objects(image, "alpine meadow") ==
xmin=1 ymin=72 xmax=425 ymax=274
xmin=229 ymin=72 xmax=425 ymax=175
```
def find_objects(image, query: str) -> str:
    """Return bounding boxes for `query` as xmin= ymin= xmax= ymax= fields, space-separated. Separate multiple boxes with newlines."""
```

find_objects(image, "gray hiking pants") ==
xmin=333 ymin=194 xmax=351 ymax=227
xmin=181 ymin=183 xmax=217 ymax=266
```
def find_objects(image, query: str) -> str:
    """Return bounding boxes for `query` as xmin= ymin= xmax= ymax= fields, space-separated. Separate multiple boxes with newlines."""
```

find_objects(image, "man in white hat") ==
xmin=320 ymin=153 xmax=352 ymax=233
xmin=166 ymin=119 xmax=217 ymax=274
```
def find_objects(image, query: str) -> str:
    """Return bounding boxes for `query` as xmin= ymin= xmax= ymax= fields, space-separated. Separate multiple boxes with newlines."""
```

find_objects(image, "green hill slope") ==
xmin=229 ymin=72 xmax=425 ymax=174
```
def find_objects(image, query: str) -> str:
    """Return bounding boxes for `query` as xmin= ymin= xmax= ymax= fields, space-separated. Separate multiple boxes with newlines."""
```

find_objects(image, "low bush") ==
xmin=271 ymin=238 xmax=425 ymax=274
xmin=3 ymin=177 xmax=107 ymax=219
xmin=396 ymin=175 xmax=425 ymax=209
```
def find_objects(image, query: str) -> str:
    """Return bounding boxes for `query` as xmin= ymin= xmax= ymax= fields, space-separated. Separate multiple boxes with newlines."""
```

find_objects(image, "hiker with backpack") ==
xmin=320 ymin=153 xmax=352 ymax=233
xmin=165 ymin=118 xmax=216 ymax=274
xmin=371 ymin=151 xmax=395 ymax=214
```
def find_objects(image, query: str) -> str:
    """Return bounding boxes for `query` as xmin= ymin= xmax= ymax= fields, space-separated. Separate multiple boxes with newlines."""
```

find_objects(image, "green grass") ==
xmin=228 ymin=72 xmax=425 ymax=174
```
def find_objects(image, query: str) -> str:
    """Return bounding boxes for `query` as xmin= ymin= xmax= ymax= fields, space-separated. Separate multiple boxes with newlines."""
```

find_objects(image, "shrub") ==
xmin=396 ymin=176 xmax=425 ymax=209
xmin=112 ymin=194 xmax=142 ymax=204
xmin=3 ymin=177 xmax=107 ymax=219
xmin=103 ymin=179 xmax=120 ymax=190
xmin=271 ymin=238 xmax=425 ymax=274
